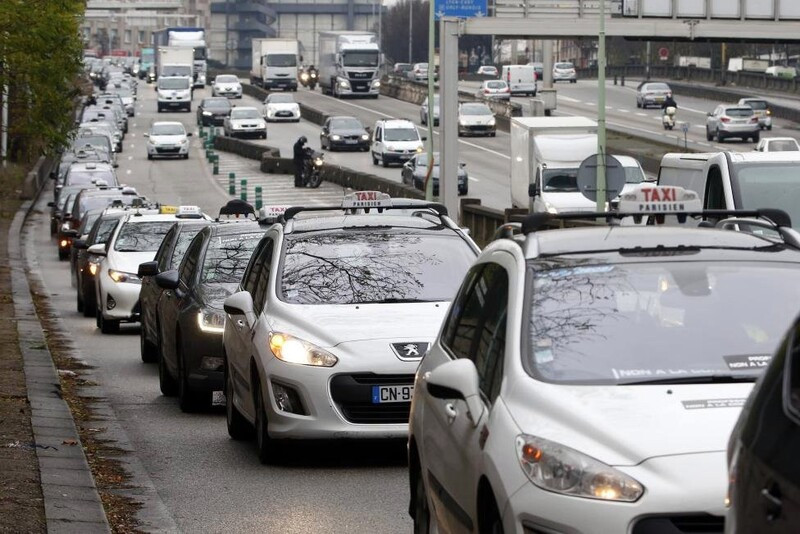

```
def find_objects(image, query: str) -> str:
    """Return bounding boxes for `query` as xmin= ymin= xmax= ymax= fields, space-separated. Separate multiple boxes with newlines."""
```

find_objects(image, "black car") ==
xmin=73 ymin=211 xmax=124 ymax=317
xmin=726 ymin=316 xmax=800 ymax=532
xmin=138 ymin=220 xmax=211 ymax=364
xmin=320 ymin=116 xmax=370 ymax=152
xmin=70 ymin=208 xmax=104 ymax=288
xmin=155 ymin=221 xmax=264 ymax=412
xmin=196 ymin=97 xmax=232 ymax=127
xmin=401 ymin=152 xmax=469 ymax=196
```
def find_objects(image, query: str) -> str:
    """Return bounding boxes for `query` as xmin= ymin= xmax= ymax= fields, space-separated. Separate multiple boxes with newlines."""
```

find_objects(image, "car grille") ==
xmin=632 ymin=514 xmax=724 ymax=534
xmin=275 ymin=111 xmax=294 ymax=117
xmin=330 ymin=373 xmax=414 ymax=424
xmin=466 ymin=124 xmax=492 ymax=131
xmin=351 ymin=81 xmax=371 ymax=92
xmin=156 ymin=146 xmax=180 ymax=153
xmin=339 ymin=135 xmax=362 ymax=142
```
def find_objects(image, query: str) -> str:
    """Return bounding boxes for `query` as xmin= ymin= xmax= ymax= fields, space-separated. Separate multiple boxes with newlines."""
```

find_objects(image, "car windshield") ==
xmin=745 ymin=100 xmax=768 ymax=110
xmin=384 ymin=127 xmax=418 ymax=142
xmin=555 ymin=63 xmax=574 ymax=69
xmin=268 ymin=94 xmax=295 ymax=104
xmin=170 ymin=226 xmax=207 ymax=269
xmin=725 ymin=108 xmax=753 ymax=117
xmin=158 ymin=78 xmax=189 ymax=90
xmin=79 ymin=195 xmax=131 ymax=216
xmin=66 ymin=170 xmax=115 ymax=186
xmin=58 ymin=194 xmax=73 ymax=211
xmin=265 ymin=54 xmax=296 ymax=67
xmin=151 ymin=124 xmax=184 ymax=136
xmin=162 ymin=66 xmax=191 ymax=77
xmin=416 ymin=153 xmax=440 ymax=168
xmin=231 ymin=109 xmax=260 ymax=119
xmin=542 ymin=168 xmax=579 ymax=192
xmin=767 ymin=140 xmax=799 ymax=151
xmin=330 ymin=118 xmax=363 ymax=130
xmin=623 ymin=165 xmax=646 ymax=184
xmin=79 ymin=213 xmax=101 ymax=233
xmin=525 ymin=260 xmax=800 ymax=385
xmin=342 ymin=51 xmax=379 ymax=67
xmin=203 ymin=99 xmax=231 ymax=110
xmin=114 ymin=221 xmax=175 ymax=252
xmin=460 ymin=104 xmax=492 ymax=116
xmin=201 ymin=232 xmax=263 ymax=283
xmin=732 ymin=163 xmax=800 ymax=229
xmin=279 ymin=231 xmax=475 ymax=305
xmin=486 ymin=81 xmax=506 ymax=89
xmin=216 ymin=76 xmax=239 ymax=83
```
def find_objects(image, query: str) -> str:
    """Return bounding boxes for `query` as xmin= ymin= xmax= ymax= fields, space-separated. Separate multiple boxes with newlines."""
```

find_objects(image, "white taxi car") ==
xmin=144 ymin=121 xmax=192 ymax=160
xmin=211 ymin=74 xmax=243 ymax=99
xmin=408 ymin=187 xmax=800 ymax=533
xmin=262 ymin=93 xmax=300 ymax=122
xmin=90 ymin=206 xmax=207 ymax=333
xmin=222 ymin=193 xmax=479 ymax=463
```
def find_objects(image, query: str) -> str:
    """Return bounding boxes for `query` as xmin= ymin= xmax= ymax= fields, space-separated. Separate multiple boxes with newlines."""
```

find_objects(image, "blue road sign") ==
xmin=434 ymin=0 xmax=488 ymax=19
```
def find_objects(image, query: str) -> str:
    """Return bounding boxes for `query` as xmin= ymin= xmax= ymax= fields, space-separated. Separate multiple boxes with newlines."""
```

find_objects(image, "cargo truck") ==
xmin=154 ymin=28 xmax=207 ymax=87
xmin=156 ymin=46 xmax=194 ymax=81
xmin=139 ymin=47 xmax=155 ymax=79
xmin=318 ymin=31 xmax=382 ymax=98
xmin=250 ymin=39 xmax=301 ymax=91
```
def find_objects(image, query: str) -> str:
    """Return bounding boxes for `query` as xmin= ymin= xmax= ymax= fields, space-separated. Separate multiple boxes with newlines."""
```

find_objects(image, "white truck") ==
xmin=157 ymin=46 xmax=194 ymax=83
xmin=511 ymin=116 xmax=599 ymax=212
xmin=154 ymin=27 xmax=207 ymax=88
xmin=250 ymin=38 xmax=300 ymax=91
xmin=318 ymin=31 xmax=381 ymax=98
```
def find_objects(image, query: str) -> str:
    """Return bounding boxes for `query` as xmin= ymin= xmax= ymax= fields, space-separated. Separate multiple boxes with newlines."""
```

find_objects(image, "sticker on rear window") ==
xmin=682 ymin=398 xmax=746 ymax=410
xmin=723 ymin=355 xmax=771 ymax=370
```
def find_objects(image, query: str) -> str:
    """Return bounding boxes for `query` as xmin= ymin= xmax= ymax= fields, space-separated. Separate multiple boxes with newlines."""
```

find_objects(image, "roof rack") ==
xmin=282 ymin=202 xmax=448 ymax=222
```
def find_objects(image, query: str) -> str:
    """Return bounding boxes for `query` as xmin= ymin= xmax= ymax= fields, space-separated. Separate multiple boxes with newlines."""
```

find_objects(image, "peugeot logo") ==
xmin=391 ymin=342 xmax=429 ymax=361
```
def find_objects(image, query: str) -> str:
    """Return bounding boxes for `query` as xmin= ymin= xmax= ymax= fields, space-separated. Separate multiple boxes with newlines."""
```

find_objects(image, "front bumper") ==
xmin=98 ymin=275 xmax=142 ymax=321
xmin=265 ymin=79 xmax=298 ymax=90
xmin=147 ymin=143 xmax=189 ymax=157
xmin=459 ymin=123 xmax=496 ymax=136
xmin=182 ymin=324 xmax=224 ymax=391
xmin=215 ymin=89 xmax=242 ymax=98
xmin=504 ymin=452 xmax=727 ymax=534
xmin=336 ymin=82 xmax=380 ymax=96
xmin=719 ymin=124 xmax=760 ymax=137
xmin=229 ymin=128 xmax=266 ymax=138
xmin=159 ymin=99 xmax=190 ymax=109
xmin=260 ymin=354 xmax=419 ymax=439
xmin=266 ymin=110 xmax=300 ymax=122
xmin=200 ymin=114 xmax=227 ymax=126
xmin=381 ymin=151 xmax=420 ymax=164
xmin=330 ymin=138 xmax=369 ymax=151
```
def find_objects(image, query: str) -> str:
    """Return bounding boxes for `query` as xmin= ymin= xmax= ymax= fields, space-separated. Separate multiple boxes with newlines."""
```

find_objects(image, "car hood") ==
xmin=150 ymin=134 xmax=185 ymax=145
xmin=541 ymin=191 xmax=597 ymax=212
xmin=229 ymin=117 xmax=264 ymax=125
xmin=218 ymin=83 xmax=241 ymax=89
xmin=506 ymin=381 xmax=754 ymax=466
xmin=331 ymin=128 xmax=367 ymax=137
xmin=460 ymin=114 xmax=494 ymax=126
xmin=205 ymin=108 xmax=230 ymax=116
xmin=415 ymin=167 xmax=467 ymax=181
xmin=269 ymin=302 xmax=449 ymax=348
xmin=266 ymin=103 xmax=299 ymax=111
xmin=196 ymin=282 xmax=238 ymax=310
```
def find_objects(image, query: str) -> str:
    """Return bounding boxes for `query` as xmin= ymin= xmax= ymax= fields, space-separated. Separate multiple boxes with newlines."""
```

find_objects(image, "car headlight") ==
xmin=416 ymin=146 xmax=423 ymax=153
xmin=516 ymin=435 xmax=643 ymax=502
xmin=338 ymin=78 xmax=350 ymax=88
xmin=108 ymin=269 xmax=139 ymax=284
xmin=331 ymin=134 xmax=341 ymax=141
xmin=372 ymin=80 xmax=381 ymax=88
xmin=544 ymin=201 xmax=558 ymax=214
xmin=232 ymin=123 xmax=242 ymax=129
xmin=180 ymin=138 xmax=188 ymax=145
xmin=361 ymin=134 xmax=369 ymax=141
xmin=488 ymin=117 xmax=496 ymax=126
xmin=197 ymin=310 xmax=225 ymax=334
xmin=301 ymin=73 xmax=309 ymax=81
xmin=314 ymin=157 xmax=323 ymax=166
xmin=148 ymin=139 xmax=156 ymax=145
xmin=268 ymin=332 xmax=338 ymax=367
xmin=386 ymin=145 xmax=396 ymax=152
xmin=257 ymin=122 xmax=266 ymax=129
xmin=202 ymin=111 xmax=212 ymax=116
xmin=88 ymin=262 xmax=99 ymax=276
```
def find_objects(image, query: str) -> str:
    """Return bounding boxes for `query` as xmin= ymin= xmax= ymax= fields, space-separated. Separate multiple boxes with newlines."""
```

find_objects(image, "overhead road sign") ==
xmin=621 ymin=0 xmax=800 ymax=20
xmin=434 ymin=0 xmax=488 ymax=19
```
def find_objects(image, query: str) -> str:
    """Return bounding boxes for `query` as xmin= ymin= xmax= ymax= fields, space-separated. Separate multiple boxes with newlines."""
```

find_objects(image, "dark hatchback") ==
xmin=74 ymin=211 xmax=124 ymax=317
xmin=155 ymin=222 xmax=264 ymax=412
xmin=138 ymin=220 xmax=211 ymax=364
xmin=320 ymin=116 xmax=370 ymax=152
xmin=196 ymin=97 xmax=232 ymax=127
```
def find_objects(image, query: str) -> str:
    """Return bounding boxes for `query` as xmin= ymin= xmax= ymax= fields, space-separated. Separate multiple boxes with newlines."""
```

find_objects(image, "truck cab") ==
xmin=319 ymin=32 xmax=382 ymax=99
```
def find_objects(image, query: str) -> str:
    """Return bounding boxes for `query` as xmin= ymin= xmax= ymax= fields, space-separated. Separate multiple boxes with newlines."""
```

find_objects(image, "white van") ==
xmin=371 ymin=119 xmax=425 ymax=167
xmin=657 ymin=151 xmax=800 ymax=227
xmin=501 ymin=64 xmax=537 ymax=96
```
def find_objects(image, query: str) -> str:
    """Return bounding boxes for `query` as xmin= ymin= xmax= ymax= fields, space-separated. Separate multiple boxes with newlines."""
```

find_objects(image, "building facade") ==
xmin=208 ymin=1 xmax=276 ymax=69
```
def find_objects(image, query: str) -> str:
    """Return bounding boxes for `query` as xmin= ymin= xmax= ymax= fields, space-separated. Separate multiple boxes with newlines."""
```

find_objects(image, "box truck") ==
xmin=156 ymin=46 xmax=194 ymax=81
xmin=250 ymin=39 xmax=301 ymax=91
xmin=154 ymin=28 xmax=207 ymax=87
xmin=318 ymin=31 xmax=382 ymax=98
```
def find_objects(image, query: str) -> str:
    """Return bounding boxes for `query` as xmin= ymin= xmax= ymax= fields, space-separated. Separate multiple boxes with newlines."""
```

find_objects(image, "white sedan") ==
xmin=223 ymin=107 xmax=267 ymax=139
xmin=144 ymin=121 xmax=192 ymax=160
xmin=262 ymin=93 xmax=300 ymax=123
xmin=755 ymin=136 xmax=800 ymax=152
xmin=211 ymin=74 xmax=243 ymax=99
xmin=408 ymin=186 xmax=800 ymax=533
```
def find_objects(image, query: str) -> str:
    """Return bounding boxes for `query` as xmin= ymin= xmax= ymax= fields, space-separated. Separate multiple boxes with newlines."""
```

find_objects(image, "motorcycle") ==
xmin=300 ymin=67 xmax=318 ymax=90
xmin=301 ymin=147 xmax=324 ymax=188
xmin=662 ymin=106 xmax=676 ymax=130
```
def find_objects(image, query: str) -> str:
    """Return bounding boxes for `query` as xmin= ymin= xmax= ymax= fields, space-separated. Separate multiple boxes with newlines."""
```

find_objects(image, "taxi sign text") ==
xmin=342 ymin=191 xmax=392 ymax=209
xmin=618 ymin=186 xmax=702 ymax=214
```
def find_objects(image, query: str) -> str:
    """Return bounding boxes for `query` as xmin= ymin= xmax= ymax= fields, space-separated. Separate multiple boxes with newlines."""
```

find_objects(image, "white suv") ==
xmin=370 ymin=119 xmax=425 ymax=167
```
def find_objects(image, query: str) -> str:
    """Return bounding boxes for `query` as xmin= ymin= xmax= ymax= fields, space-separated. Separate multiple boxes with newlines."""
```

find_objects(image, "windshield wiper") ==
xmin=621 ymin=374 xmax=757 ymax=386
xmin=365 ymin=298 xmax=435 ymax=304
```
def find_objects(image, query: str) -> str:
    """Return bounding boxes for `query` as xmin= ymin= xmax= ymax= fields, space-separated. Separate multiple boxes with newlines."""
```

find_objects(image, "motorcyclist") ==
xmin=662 ymin=94 xmax=678 ymax=112
xmin=293 ymin=136 xmax=308 ymax=187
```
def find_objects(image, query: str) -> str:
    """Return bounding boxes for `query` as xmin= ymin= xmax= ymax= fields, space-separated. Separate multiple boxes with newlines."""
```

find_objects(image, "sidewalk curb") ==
xmin=9 ymin=200 xmax=111 ymax=534
xmin=20 ymin=196 xmax=181 ymax=533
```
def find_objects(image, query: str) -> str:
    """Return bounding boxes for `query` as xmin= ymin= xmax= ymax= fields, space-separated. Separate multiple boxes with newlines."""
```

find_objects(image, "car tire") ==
xmin=372 ymin=153 xmax=379 ymax=166
xmin=490 ymin=132 xmax=496 ymax=137
xmin=706 ymin=129 xmax=713 ymax=141
xmin=255 ymin=378 xmax=280 ymax=464
xmin=99 ymin=313 xmax=119 ymax=334
xmin=382 ymin=157 xmax=389 ymax=168
xmin=76 ymin=289 xmax=84 ymax=313
xmin=158 ymin=348 xmax=178 ymax=397
xmin=479 ymin=492 xmax=504 ymax=534
xmin=716 ymin=129 xmax=724 ymax=143
xmin=83 ymin=284 xmax=96 ymax=318
xmin=58 ymin=248 xmax=68 ymax=261
xmin=768 ymin=125 xmax=773 ymax=131
xmin=225 ymin=360 xmax=252 ymax=440
xmin=177 ymin=338 xmax=212 ymax=413
xmin=752 ymin=132 xmax=760 ymax=143
xmin=140 ymin=327 xmax=158 ymax=364
xmin=636 ymin=100 xmax=641 ymax=108
xmin=412 ymin=460 xmax=434 ymax=534
xmin=147 ymin=154 xmax=153 ymax=160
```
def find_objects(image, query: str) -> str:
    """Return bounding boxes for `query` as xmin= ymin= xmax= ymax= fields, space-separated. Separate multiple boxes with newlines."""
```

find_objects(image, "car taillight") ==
xmin=720 ymin=117 xmax=731 ymax=123
xmin=484 ymin=89 xmax=490 ymax=93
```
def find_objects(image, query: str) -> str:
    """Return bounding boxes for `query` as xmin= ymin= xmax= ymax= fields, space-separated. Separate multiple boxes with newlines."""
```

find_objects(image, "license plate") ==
xmin=160 ymin=145 xmax=175 ymax=149
xmin=345 ymin=140 xmax=358 ymax=144
xmin=371 ymin=385 xmax=413 ymax=403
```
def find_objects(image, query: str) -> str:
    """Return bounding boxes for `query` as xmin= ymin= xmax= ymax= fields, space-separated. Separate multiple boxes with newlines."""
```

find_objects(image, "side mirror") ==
xmin=137 ymin=260 xmax=159 ymax=278
xmin=224 ymin=291 xmax=256 ymax=327
xmin=460 ymin=162 xmax=467 ymax=168
xmin=49 ymin=171 xmax=57 ymax=180
xmin=528 ymin=183 xmax=538 ymax=197
xmin=73 ymin=239 xmax=88 ymax=250
xmin=87 ymin=243 xmax=107 ymax=256
xmin=155 ymin=269 xmax=180 ymax=290
xmin=707 ymin=112 xmax=713 ymax=117
xmin=426 ymin=359 xmax=484 ymax=426
xmin=186 ymin=132 xmax=193 ymax=137
xmin=421 ymin=136 xmax=427 ymax=141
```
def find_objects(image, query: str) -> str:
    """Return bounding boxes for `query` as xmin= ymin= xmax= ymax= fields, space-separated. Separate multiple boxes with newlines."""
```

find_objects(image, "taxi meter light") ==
xmin=282 ymin=192 xmax=449 ymax=221
xmin=175 ymin=205 xmax=203 ymax=219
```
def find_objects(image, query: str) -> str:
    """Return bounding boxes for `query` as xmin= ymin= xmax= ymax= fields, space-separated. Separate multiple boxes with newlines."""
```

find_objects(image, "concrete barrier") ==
xmin=21 ymin=155 xmax=57 ymax=200
xmin=213 ymin=136 xmax=281 ymax=159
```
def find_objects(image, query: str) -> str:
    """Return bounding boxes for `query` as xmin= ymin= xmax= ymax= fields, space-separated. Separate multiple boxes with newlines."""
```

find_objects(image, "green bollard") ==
xmin=213 ymin=161 xmax=219 ymax=175
xmin=228 ymin=172 xmax=235 ymax=195
xmin=240 ymin=179 xmax=248 ymax=202
xmin=199 ymin=127 xmax=205 ymax=138
xmin=255 ymin=186 xmax=263 ymax=210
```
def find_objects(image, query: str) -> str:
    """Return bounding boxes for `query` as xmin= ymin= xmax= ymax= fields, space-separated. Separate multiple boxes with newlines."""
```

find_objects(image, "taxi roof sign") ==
xmin=617 ymin=186 xmax=702 ymax=214
xmin=176 ymin=205 xmax=203 ymax=218
xmin=159 ymin=205 xmax=178 ymax=214
xmin=342 ymin=191 xmax=392 ymax=209
xmin=259 ymin=205 xmax=290 ymax=222
xmin=218 ymin=199 xmax=256 ymax=220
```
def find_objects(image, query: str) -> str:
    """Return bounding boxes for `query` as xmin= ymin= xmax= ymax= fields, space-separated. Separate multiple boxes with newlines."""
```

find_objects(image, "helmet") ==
xmin=298 ymin=136 xmax=307 ymax=143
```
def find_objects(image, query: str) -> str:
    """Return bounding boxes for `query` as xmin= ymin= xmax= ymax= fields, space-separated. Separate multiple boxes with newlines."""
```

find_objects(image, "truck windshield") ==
xmin=158 ymin=78 xmax=189 ymax=90
xmin=193 ymin=47 xmax=206 ymax=61
xmin=343 ymin=52 xmax=379 ymax=67
xmin=266 ymin=54 xmax=297 ymax=67
xmin=162 ymin=66 xmax=191 ymax=78
xmin=732 ymin=163 xmax=800 ymax=229
xmin=542 ymin=169 xmax=579 ymax=192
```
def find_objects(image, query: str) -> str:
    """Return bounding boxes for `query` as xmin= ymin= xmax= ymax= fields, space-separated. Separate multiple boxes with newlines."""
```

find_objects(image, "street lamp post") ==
xmin=408 ymin=0 xmax=413 ymax=63
xmin=595 ymin=0 xmax=607 ymax=212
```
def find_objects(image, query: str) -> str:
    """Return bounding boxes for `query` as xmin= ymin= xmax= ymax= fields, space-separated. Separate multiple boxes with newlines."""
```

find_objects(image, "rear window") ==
xmin=725 ymin=108 xmax=754 ymax=117
xmin=487 ymin=81 xmax=507 ymax=89
xmin=645 ymin=83 xmax=670 ymax=91
xmin=279 ymin=231 xmax=476 ymax=305
xmin=65 ymin=170 xmax=116 ymax=186
xmin=744 ymin=100 xmax=768 ymax=110
xmin=555 ymin=63 xmax=574 ymax=69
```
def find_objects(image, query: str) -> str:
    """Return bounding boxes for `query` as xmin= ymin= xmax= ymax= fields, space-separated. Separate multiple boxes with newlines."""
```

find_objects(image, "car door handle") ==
xmin=236 ymin=319 xmax=245 ymax=329
xmin=761 ymin=486 xmax=782 ymax=521
xmin=444 ymin=403 xmax=458 ymax=423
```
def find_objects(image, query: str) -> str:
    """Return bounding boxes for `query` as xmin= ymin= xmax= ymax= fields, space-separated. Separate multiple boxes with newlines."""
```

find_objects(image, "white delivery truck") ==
xmin=167 ymin=29 xmax=207 ymax=87
xmin=157 ymin=46 xmax=194 ymax=82
xmin=250 ymin=38 xmax=301 ymax=91
xmin=501 ymin=65 xmax=537 ymax=96
xmin=510 ymin=116 xmax=599 ymax=212
xmin=318 ymin=31 xmax=382 ymax=98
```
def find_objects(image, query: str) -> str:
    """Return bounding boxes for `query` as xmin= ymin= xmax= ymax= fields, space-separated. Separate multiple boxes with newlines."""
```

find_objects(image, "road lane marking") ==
xmin=131 ymin=133 xmax=136 ymax=137
xmin=468 ymin=177 xmax=479 ymax=182
xmin=558 ymin=95 xmax=582 ymax=103
xmin=128 ymin=156 xmax=133 ymax=160
xmin=126 ymin=170 xmax=132 ymax=175
xmin=618 ymin=109 xmax=630 ymax=113
xmin=635 ymin=112 xmax=647 ymax=117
